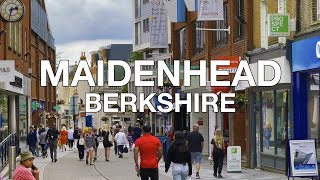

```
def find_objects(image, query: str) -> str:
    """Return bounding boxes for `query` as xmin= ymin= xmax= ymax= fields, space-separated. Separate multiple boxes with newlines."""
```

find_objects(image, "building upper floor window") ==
xmin=313 ymin=0 xmax=320 ymax=21
xmin=236 ymin=0 xmax=245 ymax=39
xmin=214 ymin=3 xmax=228 ymax=47
xmin=135 ymin=0 xmax=141 ymax=18
xmin=8 ymin=22 xmax=22 ymax=56
xmin=143 ymin=18 xmax=149 ymax=33
xmin=135 ymin=22 xmax=141 ymax=45
xmin=193 ymin=21 xmax=205 ymax=55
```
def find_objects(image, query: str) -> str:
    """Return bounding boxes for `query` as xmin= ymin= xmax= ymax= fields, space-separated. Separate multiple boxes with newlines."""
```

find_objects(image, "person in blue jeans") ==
xmin=165 ymin=131 xmax=192 ymax=180
xmin=26 ymin=126 xmax=37 ymax=156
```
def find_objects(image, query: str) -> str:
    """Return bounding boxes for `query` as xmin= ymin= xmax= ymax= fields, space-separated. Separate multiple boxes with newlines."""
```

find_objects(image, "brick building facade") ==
xmin=0 ymin=0 xmax=55 ymax=141
xmin=171 ymin=0 xmax=253 ymax=164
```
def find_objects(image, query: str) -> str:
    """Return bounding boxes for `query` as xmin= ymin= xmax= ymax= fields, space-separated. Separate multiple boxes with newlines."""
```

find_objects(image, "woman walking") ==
xmin=165 ymin=131 xmax=192 ymax=180
xmin=84 ymin=127 xmax=96 ymax=165
xmin=77 ymin=129 xmax=85 ymax=161
xmin=211 ymin=129 xmax=225 ymax=178
xmin=38 ymin=128 xmax=47 ymax=158
xmin=102 ymin=124 xmax=113 ymax=161
xmin=114 ymin=128 xmax=126 ymax=158
xmin=93 ymin=128 xmax=99 ymax=161
xmin=60 ymin=126 xmax=68 ymax=152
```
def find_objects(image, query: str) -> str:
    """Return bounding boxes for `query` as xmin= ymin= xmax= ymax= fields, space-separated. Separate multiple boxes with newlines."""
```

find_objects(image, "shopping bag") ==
xmin=44 ymin=142 xmax=50 ymax=151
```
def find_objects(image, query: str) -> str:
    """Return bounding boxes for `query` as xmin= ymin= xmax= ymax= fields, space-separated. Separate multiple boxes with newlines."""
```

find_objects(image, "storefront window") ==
xmin=275 ymin=90 xmax=290 ymax=155
xmin=0 ymin=94 xmax=9 ymax=142
xmin=308 ymin=73 xmax=319 ymax=160
xmin=19 ymin=96 xmax=27 ymax=141
xmin=262 ymin=91 xmax=274 ymax=154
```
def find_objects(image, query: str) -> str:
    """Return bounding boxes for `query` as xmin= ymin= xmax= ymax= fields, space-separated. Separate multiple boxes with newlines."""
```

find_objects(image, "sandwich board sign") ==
xmin=289 ymin=140 xmax=318 ymax=177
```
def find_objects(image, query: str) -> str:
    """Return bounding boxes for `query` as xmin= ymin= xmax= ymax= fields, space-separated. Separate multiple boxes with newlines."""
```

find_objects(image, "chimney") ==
xmin=80 ymin=52 xmax=86 ymax=60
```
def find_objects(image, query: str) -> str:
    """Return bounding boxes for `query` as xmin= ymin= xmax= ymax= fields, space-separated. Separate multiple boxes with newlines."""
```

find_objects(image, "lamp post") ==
xmin=70 ymin=89 xmax=79 ymax=128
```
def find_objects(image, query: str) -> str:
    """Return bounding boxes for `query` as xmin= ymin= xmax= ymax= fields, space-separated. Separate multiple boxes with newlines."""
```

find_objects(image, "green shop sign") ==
xmin=269 ymin=14 xmax=290 ymax=37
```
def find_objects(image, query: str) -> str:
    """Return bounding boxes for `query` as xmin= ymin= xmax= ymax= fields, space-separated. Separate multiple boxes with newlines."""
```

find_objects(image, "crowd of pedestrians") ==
xmin=17 ymin=122 xmax=226 ymax=180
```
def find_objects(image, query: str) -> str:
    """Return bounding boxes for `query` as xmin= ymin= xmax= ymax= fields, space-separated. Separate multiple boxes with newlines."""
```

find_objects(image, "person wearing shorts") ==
xmin=84 ymin=127 xmax=96 ymax=165
xmin=186 ymin=124 xmax=204 ymax=179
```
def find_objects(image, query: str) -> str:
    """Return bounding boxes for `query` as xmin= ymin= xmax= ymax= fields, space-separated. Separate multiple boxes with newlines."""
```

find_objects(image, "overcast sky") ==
xmin=45 ymin=0 xmax=132 ymax=64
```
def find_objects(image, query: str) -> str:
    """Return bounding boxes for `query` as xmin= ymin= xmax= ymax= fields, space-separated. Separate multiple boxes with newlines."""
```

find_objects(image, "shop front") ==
xmin=292 ymin=35 xmax=320 ymax=162
xmin=248 ymin=47 xmax=292 ymax=172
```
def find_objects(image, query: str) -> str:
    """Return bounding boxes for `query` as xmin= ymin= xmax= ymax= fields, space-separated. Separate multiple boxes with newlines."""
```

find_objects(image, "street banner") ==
xmin=0 ymin=60 xmax=15 ymax=82
xmin=184 ymin=0 xmax=198 ymax=11
xmin=163 ymin=0 xmax=186 ymax=22
xmin=289 ymin=140 xmax=318 ymax=177
xmin=269 ymin=14 xmax=290 ymax=37
xmin=227 ymin=146 xmax=242 ymax=172
xmin=198 ymin=0 xmax=224 ymax=21
xmin=150 ymin=0 xmax=168 ymax=48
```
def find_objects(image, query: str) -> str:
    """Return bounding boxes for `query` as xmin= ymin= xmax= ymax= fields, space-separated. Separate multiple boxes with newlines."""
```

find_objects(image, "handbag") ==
xmin=123 ymin=145 xmax=128 ymax=153
xmin=79 ymin=137 xmax=85 ymax=145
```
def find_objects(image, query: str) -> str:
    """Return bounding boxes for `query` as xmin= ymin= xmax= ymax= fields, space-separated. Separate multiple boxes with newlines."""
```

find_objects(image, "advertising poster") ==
xmin=289 ymin=140 xmax=318 ymax=177
xmin=150 ymin=0 xmax=168 ymax=48
xmin=227 ymin=146 xmax=242 ymax=172
xmin=198 ymin=0 xmax=224 ymax=21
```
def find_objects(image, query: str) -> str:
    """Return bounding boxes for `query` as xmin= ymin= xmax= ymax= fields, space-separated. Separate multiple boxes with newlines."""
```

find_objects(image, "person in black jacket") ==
xmin=165 ymin=131 xmax=192 ymax=180
xmin=45 ymin=123 xmax=60 ymax=162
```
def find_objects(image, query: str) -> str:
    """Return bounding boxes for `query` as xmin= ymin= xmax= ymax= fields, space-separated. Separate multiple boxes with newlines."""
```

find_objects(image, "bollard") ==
xmin=9 ymin=146 xmax=16 ymax=179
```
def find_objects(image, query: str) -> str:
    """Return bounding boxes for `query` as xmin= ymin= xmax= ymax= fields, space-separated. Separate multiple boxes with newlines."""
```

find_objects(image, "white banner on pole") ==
xmin=150 ymin=0 xmax=168 ymax=48
xmin=184 ymin=0 xmax=197 ymax=11
xmin=198 ymin=0 xmax=224 ymax=21
xmin=163 ymin=0 xmax=178 ymax=22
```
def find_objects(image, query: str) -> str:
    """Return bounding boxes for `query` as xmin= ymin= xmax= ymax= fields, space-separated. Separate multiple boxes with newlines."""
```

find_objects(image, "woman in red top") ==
xmin=60 ymin=126 xmax=68 ymax=151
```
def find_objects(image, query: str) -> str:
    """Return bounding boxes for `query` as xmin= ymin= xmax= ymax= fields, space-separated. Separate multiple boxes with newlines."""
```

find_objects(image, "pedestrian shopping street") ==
xmin=12 ymin=144 xmax=287 ymax=180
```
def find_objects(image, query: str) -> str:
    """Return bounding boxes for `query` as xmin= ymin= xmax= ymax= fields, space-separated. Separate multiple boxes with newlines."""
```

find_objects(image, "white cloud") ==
xmin=56 ymin=39 xmax=132 ymax=65
xmin=45 ymin=0 xmax=132 ymax=44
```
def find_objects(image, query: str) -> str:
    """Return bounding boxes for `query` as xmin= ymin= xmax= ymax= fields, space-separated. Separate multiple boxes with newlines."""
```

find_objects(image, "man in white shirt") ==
xmin=67 ymin=127 xmax=74 ymax=151
xmin=114 ymin=129 xmax=127 ymax=158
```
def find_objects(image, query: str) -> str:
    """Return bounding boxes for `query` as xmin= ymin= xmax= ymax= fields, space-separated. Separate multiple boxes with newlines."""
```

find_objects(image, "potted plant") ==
xmin=101 ymin=116 xmax=108 ymax=122
xmin=235 ymin=94 xmax=248 ymax=107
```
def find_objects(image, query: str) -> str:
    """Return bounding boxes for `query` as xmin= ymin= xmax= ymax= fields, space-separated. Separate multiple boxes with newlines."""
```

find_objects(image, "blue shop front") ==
xmin=292 ymin=35 xmax=320 ymax=158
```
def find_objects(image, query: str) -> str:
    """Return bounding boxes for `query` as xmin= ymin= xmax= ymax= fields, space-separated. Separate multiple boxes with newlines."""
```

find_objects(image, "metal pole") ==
xmin=73 ymin=96 xmax=76 ymax=128
xmin=9 ymin=146 xmax=16 ymax=179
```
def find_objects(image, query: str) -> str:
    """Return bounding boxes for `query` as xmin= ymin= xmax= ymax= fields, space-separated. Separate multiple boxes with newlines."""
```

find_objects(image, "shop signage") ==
xmin=316 ymin=41 xmax=320 ymax=59
xmin=293 ymin=35 xmax=320 ymax=72
xmin=227 ymin=146 xmax=241 ymax=172
xmin=0 ymin=61 xmax=15 ymax=82
xmin=289 ymin=140 xmax=318 ymax=177
xmin=197 ymin=120 xmax=203 ymax=125
xmin=269 ymin=14 xmax=290 ymax=37
xmin=9 ymin=76 xmax=23 ymax=88
xmin=217 ymin=56 xmax=241 ymax=73
xmin=198 ymin=0 xmax=224 ymax=21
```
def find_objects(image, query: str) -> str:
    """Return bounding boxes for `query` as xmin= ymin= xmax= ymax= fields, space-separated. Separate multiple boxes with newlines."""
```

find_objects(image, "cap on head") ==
xmin=20 ymin=151 xmax=34 ymax=161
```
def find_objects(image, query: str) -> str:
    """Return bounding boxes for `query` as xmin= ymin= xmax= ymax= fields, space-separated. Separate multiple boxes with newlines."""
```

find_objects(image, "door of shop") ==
xmin=253 ymin=92 xmax=262 ymax=169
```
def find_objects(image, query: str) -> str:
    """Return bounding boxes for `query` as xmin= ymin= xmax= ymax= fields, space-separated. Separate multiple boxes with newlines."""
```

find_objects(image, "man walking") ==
xmin=134 ymin=125 xmax=162 ymax=180
xmin=186 ymin=124 xmax=204 ymax=179
xmin=46 ymin=123 xmax=60 ymax=162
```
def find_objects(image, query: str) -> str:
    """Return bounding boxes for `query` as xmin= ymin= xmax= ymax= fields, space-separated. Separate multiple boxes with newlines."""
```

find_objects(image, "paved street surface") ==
xmin=2 ymin=143 xmax=290 ymax=179
xmin=28 ymin=144 xmax=288 ymax=180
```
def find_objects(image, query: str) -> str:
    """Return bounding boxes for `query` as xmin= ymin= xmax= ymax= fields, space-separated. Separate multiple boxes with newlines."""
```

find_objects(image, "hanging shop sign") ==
xmin=217 ymin=56 xmax=241 ymax=73
xmin=289 ymin=140 xmax=318 ymax=177
xmin=163 ymin=0 xmax=186 ymax=22
xmin=198 ymin=0 xmax=224 ymax=21
xmin=0 ymin=60 xmax=15 ymax=82
xmin=269 ymin=14 xmax=290 ymax=37
xmin=227 ymin=146 xmax=242 ymax=172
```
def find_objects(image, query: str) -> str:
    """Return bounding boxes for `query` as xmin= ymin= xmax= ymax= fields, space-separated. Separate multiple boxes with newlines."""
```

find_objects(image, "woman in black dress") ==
xmin=102 ymin=124 xmax=113 ymax=161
